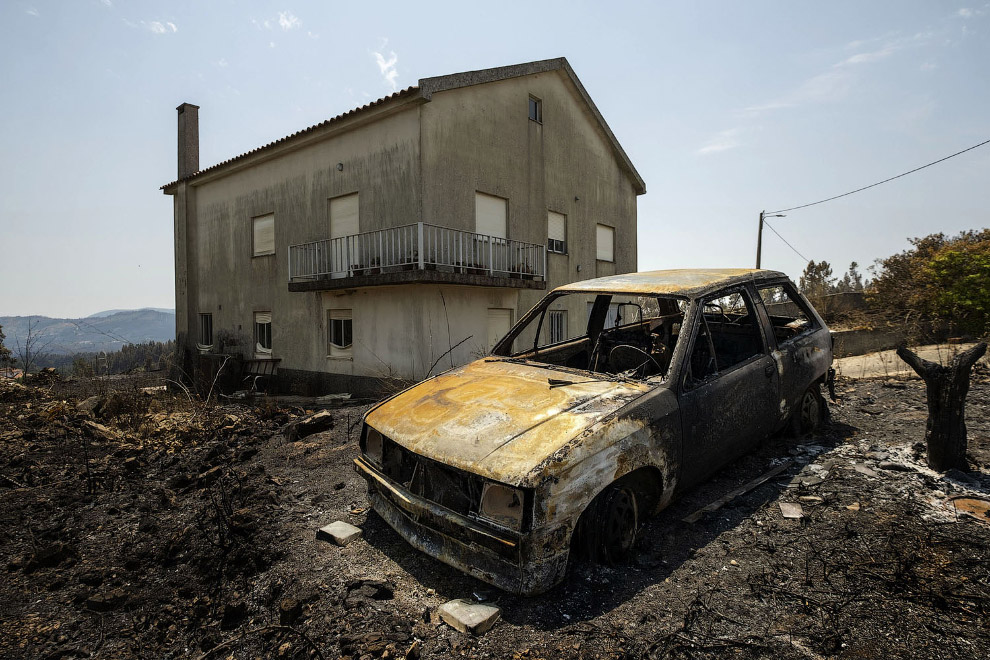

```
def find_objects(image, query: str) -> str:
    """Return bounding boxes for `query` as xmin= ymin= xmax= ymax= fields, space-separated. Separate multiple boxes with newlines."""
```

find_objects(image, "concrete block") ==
xmin=779 ymin=502 xmax=804 ymax=519
xmin=317 ymin=521 xmax=362 ymax=546
xmin=438 ymin=598 xmax=501 ymax=635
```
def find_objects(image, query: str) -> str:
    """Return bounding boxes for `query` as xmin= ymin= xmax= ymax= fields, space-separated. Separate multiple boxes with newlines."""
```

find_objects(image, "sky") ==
xmin=1 ymin=0 xmax=988 ymax=318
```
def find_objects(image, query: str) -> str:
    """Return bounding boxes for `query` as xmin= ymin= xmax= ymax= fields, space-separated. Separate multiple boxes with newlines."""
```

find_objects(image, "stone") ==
xmin=438 ymin=598 xmax=501 ymax=635
xmin=779 ymin=502 xmax=804 ymax=519
xmin=86 ymin=588 xmax=127 ymax=612
xmin=879 ymin=461 xmax=916 ymax=472
xmin=853 ymin=464 xmax=878 ymax=478
xmin=77 ymin=395 xmax=104 ymax=415
xmin=317 ymin=521 xmax=362 ymax=546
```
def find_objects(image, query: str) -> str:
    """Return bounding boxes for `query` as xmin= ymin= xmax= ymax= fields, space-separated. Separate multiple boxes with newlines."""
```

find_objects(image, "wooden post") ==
xmin=896 ymin=342 xmax=987 ymax=472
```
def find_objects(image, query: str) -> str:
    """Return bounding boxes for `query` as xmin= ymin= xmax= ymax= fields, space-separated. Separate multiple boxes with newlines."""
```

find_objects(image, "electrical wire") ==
xmin=767 ymin=137 xmax=990 ymax=214
xmin=764 ymin=220 xmax=809 ymax=263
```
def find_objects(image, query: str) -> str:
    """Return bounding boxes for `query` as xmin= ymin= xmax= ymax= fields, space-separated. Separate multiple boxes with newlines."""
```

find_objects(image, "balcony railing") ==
xmin=288 ymin=222 xmax=546 ymax=283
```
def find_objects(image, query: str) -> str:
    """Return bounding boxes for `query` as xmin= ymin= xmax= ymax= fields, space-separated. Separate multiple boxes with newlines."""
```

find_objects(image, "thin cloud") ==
xmin=697 ymin=129 xmax=741 ymax=156
xmin=101 ymin=0 xmax=112 ymax=7
xmin=374 ymin=49 xmax=399 ymax=91
xmin=958 ymin=8 xmax=973 ymax=17
xmin=25 ymin=7 xmax=39 ymax=16
xmin=217 ymin=58 xmax=228 ymax=68
xmin=744 ymin=31 xmax=933 ymax=116
xmin=145 ymin=21 xmax=177 ymax=34
xmin=278 ymin=11 xmax=300 ymax=30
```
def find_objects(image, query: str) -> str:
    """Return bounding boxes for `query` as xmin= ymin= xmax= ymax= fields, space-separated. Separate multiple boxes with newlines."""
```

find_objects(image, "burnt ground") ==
xmin=1 ymin=367 xmax=989 ymax=660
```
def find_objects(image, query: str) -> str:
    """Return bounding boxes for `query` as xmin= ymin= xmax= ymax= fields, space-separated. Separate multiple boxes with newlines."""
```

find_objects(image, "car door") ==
xmin=677 ymin=286 xmax=780 ymax=488
xmin=754 ymin=281 xmax=831 ymax=427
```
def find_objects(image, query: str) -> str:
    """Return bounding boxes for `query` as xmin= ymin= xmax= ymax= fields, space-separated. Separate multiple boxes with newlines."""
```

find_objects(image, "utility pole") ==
xmin=756 ymin=211 xmax=765 ymax=269
xmin=756 ymin=210 xmax=786 ymax=269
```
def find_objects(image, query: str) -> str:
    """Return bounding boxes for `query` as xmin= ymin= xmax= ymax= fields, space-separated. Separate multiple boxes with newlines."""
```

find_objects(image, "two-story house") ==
xmin=162 ymin=58 xmax=645 ymax=395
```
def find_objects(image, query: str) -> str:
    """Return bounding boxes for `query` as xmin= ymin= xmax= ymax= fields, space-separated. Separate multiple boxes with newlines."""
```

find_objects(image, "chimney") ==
xmin=176 ymin=102 xmax=200 ymax=179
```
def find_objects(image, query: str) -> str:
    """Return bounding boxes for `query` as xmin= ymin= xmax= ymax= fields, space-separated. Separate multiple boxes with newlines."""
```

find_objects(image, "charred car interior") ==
xmin=354 ymin=269 xmax=833 ymax=595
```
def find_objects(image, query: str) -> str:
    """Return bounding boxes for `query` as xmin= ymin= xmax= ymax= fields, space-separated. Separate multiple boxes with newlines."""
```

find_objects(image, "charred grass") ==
xmin=0 ymin=370 xmax=988 ymax=659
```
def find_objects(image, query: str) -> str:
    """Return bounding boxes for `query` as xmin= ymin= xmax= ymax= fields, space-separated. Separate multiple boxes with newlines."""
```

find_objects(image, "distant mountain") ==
xmin=87 ymin=307 xmax=174 ymax=318
xmin=0 ymin=309 xmax=175 ymax=355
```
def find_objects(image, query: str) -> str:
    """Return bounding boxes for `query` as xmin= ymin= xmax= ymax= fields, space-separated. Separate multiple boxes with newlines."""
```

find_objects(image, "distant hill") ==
xmin=87 ymin=307 xmax=174 ymax=319
xmin=0 ymin=309 xmax=175 ymax=355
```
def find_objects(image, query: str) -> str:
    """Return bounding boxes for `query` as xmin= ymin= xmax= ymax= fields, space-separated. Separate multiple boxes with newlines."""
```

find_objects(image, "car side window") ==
xmin=757 ymin=283 xmax=821 ymax=344
xmin=686 ymin=289 xmax=764 ymax=385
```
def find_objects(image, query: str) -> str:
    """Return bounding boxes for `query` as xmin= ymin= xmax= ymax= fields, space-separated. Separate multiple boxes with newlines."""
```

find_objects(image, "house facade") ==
xmin=162 ymin=58 xmax=645 ymax=395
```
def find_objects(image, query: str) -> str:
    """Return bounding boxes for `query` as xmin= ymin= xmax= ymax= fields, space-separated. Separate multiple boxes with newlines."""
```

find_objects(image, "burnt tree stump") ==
xmin=896 ymin=342 xmax=987 ymax=472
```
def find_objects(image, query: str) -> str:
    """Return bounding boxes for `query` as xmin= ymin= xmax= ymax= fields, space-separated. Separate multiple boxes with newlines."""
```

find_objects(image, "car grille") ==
xmin=379 ymin=437 xmax=485 ymax=518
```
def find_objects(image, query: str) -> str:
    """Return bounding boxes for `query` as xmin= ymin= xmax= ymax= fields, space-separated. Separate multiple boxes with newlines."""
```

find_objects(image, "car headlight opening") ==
xmin=479 ymin=482 xmax=524 ymax=531
xmin=364 ymin=427 xmax=384 ymax=465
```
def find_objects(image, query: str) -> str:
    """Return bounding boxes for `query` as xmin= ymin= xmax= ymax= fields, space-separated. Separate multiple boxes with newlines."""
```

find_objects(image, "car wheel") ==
xmin=793 ymin=385 xmax=824 ymax=436
xmin=583 ymin=485 xmax=639 ymax=564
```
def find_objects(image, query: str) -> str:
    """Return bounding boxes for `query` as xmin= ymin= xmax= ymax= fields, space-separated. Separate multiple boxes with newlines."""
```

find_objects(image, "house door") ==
xmin=475 ymin=193 xmax=507 ymax=273
xmin=330 ymin=193 xmax=359 ymax=276
xmin=487 ymin=308 xmax=513 ymax=352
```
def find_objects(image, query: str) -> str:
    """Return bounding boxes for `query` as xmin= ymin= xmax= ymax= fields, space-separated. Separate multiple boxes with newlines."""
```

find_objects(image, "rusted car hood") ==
xmin=364 ymin=359 xmax=651 ymax=485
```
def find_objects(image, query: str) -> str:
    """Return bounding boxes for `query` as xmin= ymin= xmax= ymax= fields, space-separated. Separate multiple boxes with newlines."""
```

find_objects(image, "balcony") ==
xmin=288 ymin=222 xmax=546 ymax=292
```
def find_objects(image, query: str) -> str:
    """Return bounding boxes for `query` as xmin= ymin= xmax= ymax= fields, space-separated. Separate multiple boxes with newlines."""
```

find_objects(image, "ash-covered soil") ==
xmin=1 ymin=367 xmax=988 ymax=659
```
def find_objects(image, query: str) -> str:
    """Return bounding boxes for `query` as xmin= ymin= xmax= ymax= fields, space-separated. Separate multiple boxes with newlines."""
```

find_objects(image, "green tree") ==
xmin=870 ymin=229 xmax=990 ymax=335
xmin=798 ymin=260 xmax=836 ymax=315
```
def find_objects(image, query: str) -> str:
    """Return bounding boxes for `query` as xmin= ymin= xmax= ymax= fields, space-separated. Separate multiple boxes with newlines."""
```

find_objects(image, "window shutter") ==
xmin=548 ymin=212 xmax=566 ymax=242
xmin=475 ymin=193 xmax=507 ymax=239
xmin=330 ymin=193 xmax=359 ymax=239
xmin=253 ymin=214 xmax=275 ymax=256
xmin=596 ymin=224 xmax=614 ymax=262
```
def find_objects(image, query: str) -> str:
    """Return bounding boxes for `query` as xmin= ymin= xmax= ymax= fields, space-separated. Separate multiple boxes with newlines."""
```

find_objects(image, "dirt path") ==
xmin=1 ymin=370 xmax=988 ymax=659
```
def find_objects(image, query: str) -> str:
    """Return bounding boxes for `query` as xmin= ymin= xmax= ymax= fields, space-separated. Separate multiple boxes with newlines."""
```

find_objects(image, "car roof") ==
xmin=552 ymin=268 xmax=787 ymax=298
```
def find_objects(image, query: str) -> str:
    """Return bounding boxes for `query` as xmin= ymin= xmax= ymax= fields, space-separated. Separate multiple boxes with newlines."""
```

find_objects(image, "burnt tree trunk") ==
xmin=896 ymin=342 xmax=987 ymax=472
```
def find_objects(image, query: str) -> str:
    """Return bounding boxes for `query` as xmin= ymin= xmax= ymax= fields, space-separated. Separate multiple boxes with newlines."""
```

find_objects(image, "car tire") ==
xmin=792 ymin=384 xmax=825 ymax=436
xmin=581 ymin=485 xmax=639 ymax=565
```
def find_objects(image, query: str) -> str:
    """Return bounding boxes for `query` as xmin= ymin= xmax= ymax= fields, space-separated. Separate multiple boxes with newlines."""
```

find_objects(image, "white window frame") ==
xmin=252 ymin=213 xmax=275 ymax=257
xmin=596 ymin=224 xmax=615 ymax=262
xmin=254 ymin=312 xmax=272 ymax=357
xmin=327 ymin=309 xmax=353 ymax=358
xmin=548 ymin=211 xmax=566 ymax=254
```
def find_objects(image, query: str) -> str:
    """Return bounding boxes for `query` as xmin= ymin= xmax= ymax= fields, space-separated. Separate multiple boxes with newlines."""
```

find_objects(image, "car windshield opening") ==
xmin=493 ymin=292 xmax=685 ymax=380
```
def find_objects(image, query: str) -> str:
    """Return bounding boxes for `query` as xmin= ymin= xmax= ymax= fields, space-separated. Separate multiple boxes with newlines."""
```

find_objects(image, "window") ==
xmin=548 ymin=310 xmax=567 ymax=344
xmin=253 ymin=213 xmax=275 ymax=257
xmin=328 ymin=309 xmax=353 ymax=358
xmin=548 ymin=211 xmax=566 ymax=254
xmin=757 ymin=283 xmax=820 ymax=344
xmin=198 ymin=313 xmax=213 ymax=349
xmin=329 ymin=193 xmax=359 ymax=239
xmin=254 ymin=312 xmax=272 ymax=357
xmin=528 ymin=95 xmax=542 ymax=123
xmin=596 ymin=224 xmax=615 ymax=262
xmin=475 ymin=192 xmax=507 ymax=239
xmin=687 ymin=290 xmax=763 ymax=384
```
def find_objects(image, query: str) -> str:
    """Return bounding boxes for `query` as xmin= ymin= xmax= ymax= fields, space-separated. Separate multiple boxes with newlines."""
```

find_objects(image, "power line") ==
xmin=768 ymin=137 xmax=990 ymax=214
xmin=764 ymin=220 xmax=809 ymax=263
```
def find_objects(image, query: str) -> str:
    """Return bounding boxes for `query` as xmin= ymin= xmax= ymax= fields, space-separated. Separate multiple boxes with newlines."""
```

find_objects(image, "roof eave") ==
xmin=160 ymin=87 xmax=425 ymax=192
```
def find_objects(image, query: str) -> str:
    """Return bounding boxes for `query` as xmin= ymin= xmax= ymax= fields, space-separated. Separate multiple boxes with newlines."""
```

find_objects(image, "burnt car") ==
xmin=354 ymin=269 xmax=832 ymax=595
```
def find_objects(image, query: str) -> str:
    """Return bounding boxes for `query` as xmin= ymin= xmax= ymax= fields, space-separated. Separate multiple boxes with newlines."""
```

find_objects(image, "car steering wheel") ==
xmin=608 ymin=344 xmax=663 ymax=378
